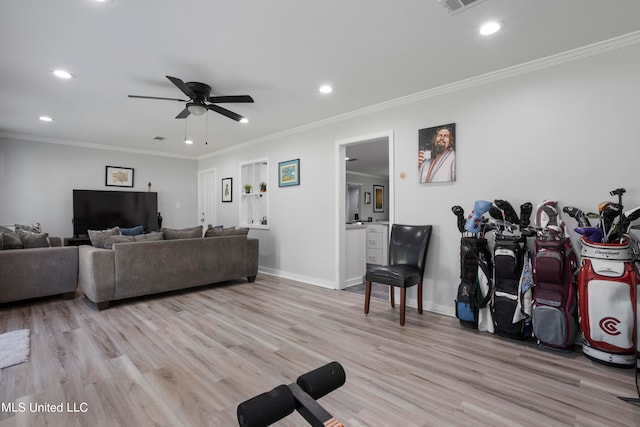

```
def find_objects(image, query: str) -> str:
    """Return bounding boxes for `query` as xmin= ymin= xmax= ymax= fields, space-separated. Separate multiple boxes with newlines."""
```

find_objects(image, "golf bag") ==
xmin=455 ymin=237 xmax=493 ymax=331
xmin=492 ymin=236 xmax=533 ymax=340
xmin=532 ymin=237 xmax=579 ymax=350
xmin=577 ymin=237 xmax=636 ymax=367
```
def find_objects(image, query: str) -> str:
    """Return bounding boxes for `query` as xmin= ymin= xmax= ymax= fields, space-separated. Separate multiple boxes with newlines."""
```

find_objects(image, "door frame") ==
xmin=334 ymin=130 xmax=394 ymax=289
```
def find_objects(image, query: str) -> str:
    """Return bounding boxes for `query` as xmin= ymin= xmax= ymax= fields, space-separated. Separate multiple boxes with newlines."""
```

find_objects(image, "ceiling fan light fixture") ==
xmin=187 ymin=104 xmax=207 ymax=116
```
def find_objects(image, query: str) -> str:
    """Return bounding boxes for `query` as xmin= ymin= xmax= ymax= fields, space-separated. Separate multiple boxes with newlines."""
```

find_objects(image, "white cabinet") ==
xmin=366 ymin=223 xmax=388 ymax=265
xmin=239 ymin=158 xmax=269 ymax=228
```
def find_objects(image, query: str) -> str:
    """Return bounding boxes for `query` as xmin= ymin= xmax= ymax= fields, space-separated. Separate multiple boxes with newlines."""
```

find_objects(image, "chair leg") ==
xmin=390 ymin=286 xmax=395 ymax=308
xmin=400 ymin=288 xmax=406 ymax=326
xmin=418 ymin=280 xmax=423 ymax=315
xmin=364 ymin=280 xmax=371 ymax=315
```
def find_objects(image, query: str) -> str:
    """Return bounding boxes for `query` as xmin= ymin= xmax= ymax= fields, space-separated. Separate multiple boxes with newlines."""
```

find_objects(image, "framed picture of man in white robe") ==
xmin=418 ymin=123 xmax=456 ymax=183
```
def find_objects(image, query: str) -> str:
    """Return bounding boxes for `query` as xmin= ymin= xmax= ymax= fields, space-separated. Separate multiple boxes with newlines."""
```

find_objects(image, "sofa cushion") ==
xmin=88 ymin=227 xmax=120 ymax=249
xmin=204 ymin=226 xmax=249 ymax=238
xmin=17 ymin=229 xmax=50 ymax=248
xmin=0 ymin=227 xmax=23 ymax=250
xmin=161 ymin=226 xmax=202 ymax=240
xmin=15 ymin=222 xmax=43 ymax=233
xmin=103 ymin=231 xmax=165 ymax=249
xmin=120 ymin=225 xmax=145 ymax=236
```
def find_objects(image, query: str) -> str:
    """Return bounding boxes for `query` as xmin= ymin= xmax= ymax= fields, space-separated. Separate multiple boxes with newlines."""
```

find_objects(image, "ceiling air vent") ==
xmin=438 ymin=0 xmax=488 ymax=15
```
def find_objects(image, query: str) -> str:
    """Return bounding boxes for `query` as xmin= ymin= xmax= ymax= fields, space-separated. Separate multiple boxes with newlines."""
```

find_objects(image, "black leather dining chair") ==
xmin=364 ymin=224 xmax=433 ymax=326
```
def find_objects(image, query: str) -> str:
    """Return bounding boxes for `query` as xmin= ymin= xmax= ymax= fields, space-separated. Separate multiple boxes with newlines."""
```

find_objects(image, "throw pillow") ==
xmin=17 ymin=229 xmax=51 ymax=248
xmin=88 ymin=227 xmax=120 ymax=249
xmin=0 ymin=226 xmax=23 ymax=250
xmin=15 ymin=222 xmax=43 ymax=233
xmin=225 ymin=227 xmax=250 ymax=236
xmin=204 ymin=226 xmax=249 ymax=238
xmin=137 ymin=231 xmax=164 ymax=242
xmin=103 ymin=231 xmax=165 ymax=249
xmin=120 ymin=225 xmax=145 ymax=236
xmin=103 ymin=235 xmax=134 ymax=249
xmin=161 ymin=226 xmax=203 ymax=240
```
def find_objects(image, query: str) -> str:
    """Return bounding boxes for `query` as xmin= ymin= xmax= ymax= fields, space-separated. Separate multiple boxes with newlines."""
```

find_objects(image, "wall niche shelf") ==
xmin=239 ymin=158 xmax=269 ymax=229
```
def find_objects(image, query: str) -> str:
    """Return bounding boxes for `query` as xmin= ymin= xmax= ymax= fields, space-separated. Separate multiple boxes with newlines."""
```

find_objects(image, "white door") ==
xmin=198 ymin=168 xmax=217 ymax=229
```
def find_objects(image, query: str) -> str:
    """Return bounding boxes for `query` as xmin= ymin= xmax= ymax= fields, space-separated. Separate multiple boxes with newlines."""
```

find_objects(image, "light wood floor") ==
xmin=1 ymin=274 xmax=639 ymax=426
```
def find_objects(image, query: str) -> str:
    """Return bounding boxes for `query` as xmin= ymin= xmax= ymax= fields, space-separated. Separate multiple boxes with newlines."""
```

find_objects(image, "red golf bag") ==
xmin=532 ymin=237 xmax=579 ymax=351
xmin=577 ymin=237 xmax=637 ymax=367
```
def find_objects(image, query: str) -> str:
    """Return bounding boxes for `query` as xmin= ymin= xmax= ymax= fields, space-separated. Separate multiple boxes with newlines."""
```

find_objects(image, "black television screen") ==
xmin=73 ymin=189 xmax=158 ymax=237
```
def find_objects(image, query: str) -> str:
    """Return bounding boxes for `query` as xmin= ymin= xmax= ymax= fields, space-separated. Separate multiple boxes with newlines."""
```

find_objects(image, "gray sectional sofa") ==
xmin=0 ymin=237 xmax=79 ymax=304
xmin=78 ymin=235 xmax=259 ymax=309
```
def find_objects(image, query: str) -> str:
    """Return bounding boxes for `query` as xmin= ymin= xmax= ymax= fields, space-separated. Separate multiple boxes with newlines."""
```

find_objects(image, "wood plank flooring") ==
xmin=1 ymin=274 xmax=639 ymax=426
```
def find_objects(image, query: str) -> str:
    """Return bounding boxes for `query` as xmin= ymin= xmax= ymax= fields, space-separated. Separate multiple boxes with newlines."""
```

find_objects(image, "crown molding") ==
xmin=0 ymin=132 xmax=197 ymax=160
xmin=199 ymin=30 xmax=640 ymax=160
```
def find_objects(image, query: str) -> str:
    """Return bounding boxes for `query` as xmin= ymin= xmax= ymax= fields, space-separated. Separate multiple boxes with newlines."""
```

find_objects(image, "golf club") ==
xmin=451 ymin=205 xmax=466 ymax=234
xmin=563 ymin=206 xmax=590 ymax=227
xmin=494 ymin=199 xmax=520 ymax=226
xmin=602 ymin=203 xmax=623 ymax=241
xmin=519 ymin=202 xmax=533 ymax=228
xmin=609 ymin=206 xmax=640 ymax=242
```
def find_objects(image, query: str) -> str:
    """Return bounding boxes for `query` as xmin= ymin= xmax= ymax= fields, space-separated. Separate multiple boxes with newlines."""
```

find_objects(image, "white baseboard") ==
xmin=257 ymin=268 xmax=455 ymax=318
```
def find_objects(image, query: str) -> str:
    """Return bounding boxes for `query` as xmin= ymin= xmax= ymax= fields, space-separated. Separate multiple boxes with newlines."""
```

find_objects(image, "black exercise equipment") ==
xmin=237 ymin=361 xmax=346 ymax=427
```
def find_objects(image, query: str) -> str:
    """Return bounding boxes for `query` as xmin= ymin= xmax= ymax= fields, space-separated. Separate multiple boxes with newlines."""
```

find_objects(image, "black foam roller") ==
xmin=296 ymin=361 xmax=346 ymax=400
xmin=237 ymin=384 xmax=295 ymax=427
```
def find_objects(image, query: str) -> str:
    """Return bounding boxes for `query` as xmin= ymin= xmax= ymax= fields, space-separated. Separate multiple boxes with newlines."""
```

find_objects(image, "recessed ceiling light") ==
xmin=319 ymin=85 xmax=333 ymax=94
xmin=239 ymin=117 xmax=249 ymax=124
xmin=479 ymin=21 xmax=502 ymax=36
xmin=53 ymin=69 xmax=74 ymax=79
xmin=39 ymin=116 xmax=54 ymax=122
xmin=185 ymin=139 xmax=194 ymax=145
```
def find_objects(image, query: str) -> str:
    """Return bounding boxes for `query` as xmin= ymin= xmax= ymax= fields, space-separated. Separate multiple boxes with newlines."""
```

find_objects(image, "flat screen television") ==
xmin=73 ymin=189 xmax=158 ymax=237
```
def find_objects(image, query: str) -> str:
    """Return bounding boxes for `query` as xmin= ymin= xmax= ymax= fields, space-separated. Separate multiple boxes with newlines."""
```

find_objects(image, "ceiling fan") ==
xmin=128 ymin=75 xmax=254 ymax=122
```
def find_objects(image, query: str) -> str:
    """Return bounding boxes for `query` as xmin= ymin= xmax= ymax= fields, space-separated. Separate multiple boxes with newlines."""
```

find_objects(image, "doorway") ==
xmin=197 ymin=168 xmax=217 ymax=230
xmin=346 ymin=182 xmax=363 ymax=222
xmin=335 ymin=130 xmax=394 ymax=290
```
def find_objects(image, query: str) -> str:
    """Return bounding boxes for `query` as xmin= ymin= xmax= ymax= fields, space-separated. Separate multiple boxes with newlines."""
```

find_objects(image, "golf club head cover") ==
xmin=464 ymin=200 xmax=492 ymax=233
xmin=519 ymin=202 xmax=532 ymax=228
xmin=574 ymin=227 xmax=604 ymax=243
xmin=237 ymin=384 xmax=295 ymax=427
xmin=451 ymin=205 xmax=465 ymax=233
xmin=488 ymin=206 xmax=503 ymax=221
xmin=535 ymin=200 xmax=559 ymax=229
xmin=494 ymin=199 xmax=519 ymax=225
xmin=296 ymin=361 xmax=346 ymax=400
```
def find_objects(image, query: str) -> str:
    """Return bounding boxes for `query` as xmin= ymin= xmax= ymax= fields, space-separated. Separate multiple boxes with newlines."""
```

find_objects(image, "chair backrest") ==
xmin=388 ymin=224 xmax=433 ymax=274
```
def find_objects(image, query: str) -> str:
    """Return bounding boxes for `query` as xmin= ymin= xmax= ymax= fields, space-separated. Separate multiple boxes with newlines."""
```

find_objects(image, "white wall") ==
xmin=200 ymin=40 xmax=640 ymax=316
xmin=0 ymin=138 xmax=198 ymax=237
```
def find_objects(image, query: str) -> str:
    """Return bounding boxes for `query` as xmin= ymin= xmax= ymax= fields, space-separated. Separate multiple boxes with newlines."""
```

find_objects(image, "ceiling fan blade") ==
xmin=208 ymin=95 xmax=254 ymax=104
xmin=128 ymin=95 xmax=187 ymax=102
xmin=175 ymin=108 xmax=190 ymax=119
xmin=206 ymin=104 xmax=244 ymax=121
xmin=166 ymin=75 xmax=197 ymax=99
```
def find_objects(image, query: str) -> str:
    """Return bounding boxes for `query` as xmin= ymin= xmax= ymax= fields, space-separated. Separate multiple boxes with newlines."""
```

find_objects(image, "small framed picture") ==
xmin=373 ymin=185 xmax=384 ymax=213
xmin=278 ymin=159 xmax=300 ymax=187
xmin=106 ymin=166 xmax=134 ymax=187
xmin=222 ymin=177 xmax=233 ymax=202
xmin=364 ymin=192 xmax=371 ymax=205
